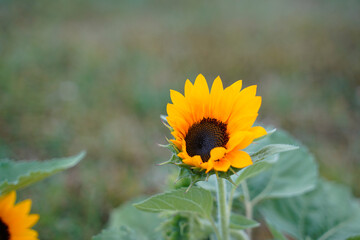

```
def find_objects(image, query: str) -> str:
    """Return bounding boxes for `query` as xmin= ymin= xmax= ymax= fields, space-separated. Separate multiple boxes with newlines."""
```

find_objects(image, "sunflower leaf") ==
xmin=134 ymin=187 xmax=213 ymax=217
xmin=259 ymin=179 xmax=360 ymax=240
xmin=230 ymin=213 xmax=260 ymax=230
xmin=244 ymin=129 xmax=317 ymax=202
xmin=92 ymin=198 xmax=162 ymax=240
xmin=234 ymin=155 xmax=278 ymax=186
xmin=250 ymin=144 xmax=299 ymax=162
xmin=0 ymin=151 xmax=85 ymax=195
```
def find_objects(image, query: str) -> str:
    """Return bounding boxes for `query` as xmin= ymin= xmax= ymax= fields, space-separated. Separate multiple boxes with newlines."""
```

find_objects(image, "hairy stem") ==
xmin=216 ymin=174 xmax=229 ymax=240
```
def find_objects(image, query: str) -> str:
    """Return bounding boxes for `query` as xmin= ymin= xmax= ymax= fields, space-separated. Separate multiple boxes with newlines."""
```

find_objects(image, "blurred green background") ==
xmin=1 ymin=0 xmax=359 ymax=239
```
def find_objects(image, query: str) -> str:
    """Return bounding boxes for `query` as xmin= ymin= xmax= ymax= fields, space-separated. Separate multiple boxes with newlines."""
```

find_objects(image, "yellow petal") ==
xmin=170 ymin=139 xmax=182 ymax=151
xmin=231 ymin=85 xmax=258 ymax=116
xmin=250 ymin=126 xmax=267 ymax=139
xmin=184 ymin=79 xmax=193 ymax=98
xmin=226 ymin=131 xmax=247 ymax=152
xmin=166 ymin=115 xmax=188 ymax=137
xmin=227 ymin=131 xmax=254 ymax=151
xmin=213 ymin=158 xmax=231 ymax=172
xmin=170 ymin=90 xmax=193 ymax=122
xmin=178 ymin=151 xmax=190 ymax=159
xmin=24 ymin=214 xmax=39 ymax=229
xmin=14 ymin=199 xmax=32 ymax=215
xmin=0 ymin=191 xmax=16 ymax=213
xmin=239 ymin=96 xmax=262 ymax=116
xmin=227 ymin=114 xmax=258 ymax=133
xmin=167 ymin=103 xmax=192 ymax=126
xmin=201 ymin=160 xmax=214 ymax=173
xmin=209 ymin=147 xmax=226 ymax=161
xmin=213 ymin=80 xmax=242 ymax=123
xmin=225 ymin=80 xmax=242 ymax=93
xmin=239 ymin=85 xmax=257 ymax=99
xmin=227 ymin=150 xmax=253 ymax=168
xmin=182 ymin=155 xmax=203 ymax=168
xmin=191 ymin=74 xmax=210 ymax=121
xmin=210 ymin=76 xmax=224 ymax=97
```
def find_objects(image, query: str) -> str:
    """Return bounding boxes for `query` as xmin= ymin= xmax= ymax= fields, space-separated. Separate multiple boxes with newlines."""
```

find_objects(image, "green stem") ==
xmin=228 ymin=185 xmax=236 ymax=216
xmin=216 ymin=174 xmax=229 ymax=240
xmin=241 ymin=181 xmax=253 ymax=239
xmin=208 ymin=216 xmax=222 ymax=240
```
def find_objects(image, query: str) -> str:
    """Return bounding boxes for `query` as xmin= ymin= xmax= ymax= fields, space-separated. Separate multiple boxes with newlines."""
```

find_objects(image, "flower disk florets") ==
xmin=185 ymin=118 xmax=229 ymax=163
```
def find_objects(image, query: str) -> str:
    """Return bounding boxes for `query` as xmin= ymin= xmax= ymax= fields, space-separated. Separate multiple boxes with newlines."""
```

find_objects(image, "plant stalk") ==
xmin=241 ymin=181 xmax=253 ymax=239
xmin=216 ymin=174 xmax=229 ymax=240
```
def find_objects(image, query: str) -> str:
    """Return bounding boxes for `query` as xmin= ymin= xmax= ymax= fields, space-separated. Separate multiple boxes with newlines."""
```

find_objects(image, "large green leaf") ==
xmin=0 ymin=151 xmax=85 ymax=195
xmin=108 ymin=199 xmax=162 ymax=240
xmin=134 ymin=187 xmax=213 ymax=217
xmin=260 ymin=179 xmax=360 ymax=240
xmin=244 ymin=129 xmax=317 ymax=203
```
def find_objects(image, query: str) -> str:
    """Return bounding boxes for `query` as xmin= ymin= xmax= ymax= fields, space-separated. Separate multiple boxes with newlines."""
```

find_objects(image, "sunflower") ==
xmin=166 ymin=74 xmax=266 ymax=173
xmin=0 ymin=191 xmax=39 ymax=240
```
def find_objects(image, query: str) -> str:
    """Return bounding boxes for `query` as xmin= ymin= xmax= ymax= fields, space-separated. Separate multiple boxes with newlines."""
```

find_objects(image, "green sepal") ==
xmin=160 ymin=115 xmax=174 ymax=132
xmin=159 ymin=141 xmax=179 ymax=154
xmin=157 ymin=154 xmax=179 ymax=166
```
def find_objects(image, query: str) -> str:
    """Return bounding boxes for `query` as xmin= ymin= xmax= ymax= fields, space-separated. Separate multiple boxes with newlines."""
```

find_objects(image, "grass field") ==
xmin=1 ymin=0 xmax=359 ymax=239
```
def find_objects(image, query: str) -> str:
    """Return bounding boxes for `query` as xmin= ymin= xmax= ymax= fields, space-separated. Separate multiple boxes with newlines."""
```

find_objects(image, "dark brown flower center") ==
xmin=0 ymin=218 xmax=10 ymax=240
xmin=185 ymin=118 xmax=229 ymax=162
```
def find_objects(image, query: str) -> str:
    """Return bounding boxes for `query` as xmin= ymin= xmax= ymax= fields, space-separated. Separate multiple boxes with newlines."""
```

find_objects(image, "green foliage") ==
xmin=234 ymin=157 xmax=277 ymax=186
xmin=260 ymin=180 xmax=360 ymax=240
xmin=92 ymin=199 xmax=162 ymax=240
xmin=266 ymin=223 xmax=287 ymax=240
xmin=95 ymin=128 xmax=359 ymax=240
xmin=160 ymin=213 xmax=211 ymax=240
xmin=92 ymin=226 xmax=145 ymax=240
xmin=244 ymin=129 xmax=318 ymax=203
xmin=250 ymin=143 xmax=299 ymax=162
xmin=134 ymin=187 xmax=213 ymax=218
xmin=229 ymin=214 xmax=259 ymax=230
xmin=0 ymin=151 xmax=85 ymax=195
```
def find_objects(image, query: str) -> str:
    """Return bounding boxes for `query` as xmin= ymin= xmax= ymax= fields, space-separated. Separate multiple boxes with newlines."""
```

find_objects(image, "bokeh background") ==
xmin=1 ymin=0 xmax=359 ymax=239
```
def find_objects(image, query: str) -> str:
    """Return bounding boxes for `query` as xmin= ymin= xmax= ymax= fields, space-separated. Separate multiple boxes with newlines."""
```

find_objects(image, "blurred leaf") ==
xmin=230 ymin=213 xmax=259 ymax=230
xmin=134 ymin=187 xmax=213 ymax=217
xmin=108 ymin=199 xmax=162 ymax=239
xmin=0 ymin=151 xmax=85 ymax=195
xmin=267 ymin=223 xmax=287 ymax=240
xmin=92 ymin=226 xmax=146 ymax=240
xmin=260 ymin=180 xmax=360 ymax=240
xmin=244 ymin=129 xmax=317 ymax=203
xmin=195 ymin=174 xmax=216 ymax=190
